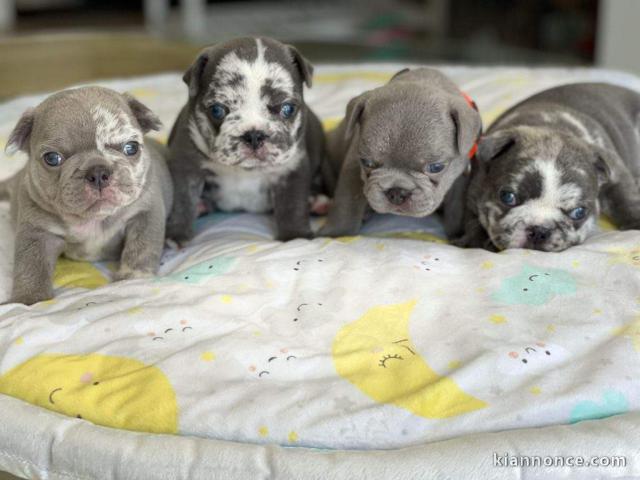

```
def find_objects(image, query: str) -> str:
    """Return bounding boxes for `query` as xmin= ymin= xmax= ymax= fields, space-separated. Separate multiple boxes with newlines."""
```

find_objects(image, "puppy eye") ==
xmin=427 ymin=162 xmax=446 ymax=174
xmin=122 ymin=141 xmax=139 ymax=156
xmin=43 ymin=151 xmax=63 ymax=167
xmin=210 ymin=102 xmax=227 ymax=121
xmin=280 ymin=102 xmax=296 ymax=119
xmin=360 ymin=158 xmax=378 ymax=169
xmin=499 ymin=189 xmax=518 ymax=207
xmin=567 ymin=206 xmax=587 ymax=220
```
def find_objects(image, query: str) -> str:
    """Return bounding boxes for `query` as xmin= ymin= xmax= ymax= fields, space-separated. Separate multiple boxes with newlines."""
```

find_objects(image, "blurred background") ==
xmin=0 ymin=0 xmax=637 ymax=98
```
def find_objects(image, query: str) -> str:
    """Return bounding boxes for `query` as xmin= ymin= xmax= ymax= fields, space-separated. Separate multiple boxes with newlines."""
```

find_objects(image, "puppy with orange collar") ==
xmin=319 ymin=68 xmax=482 ymax=237
xmin=452 ymin=83 xmax=640 ymax=252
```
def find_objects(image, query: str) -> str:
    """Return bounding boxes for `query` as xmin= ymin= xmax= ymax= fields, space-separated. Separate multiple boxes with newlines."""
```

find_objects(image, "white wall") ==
xmin=596 ymin=0 xmax=640 ymax=74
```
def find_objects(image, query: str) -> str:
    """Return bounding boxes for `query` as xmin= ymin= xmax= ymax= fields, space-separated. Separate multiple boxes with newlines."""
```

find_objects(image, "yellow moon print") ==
xmin=0 ymin=353 xmax=178 ymax=434
xmin=608 ymin=245 xmax=640 ymax=268
xmin=332 ymin=301 xmax=486 ymax=418
xmin=53 ymin=258 xmax=109 ymax=289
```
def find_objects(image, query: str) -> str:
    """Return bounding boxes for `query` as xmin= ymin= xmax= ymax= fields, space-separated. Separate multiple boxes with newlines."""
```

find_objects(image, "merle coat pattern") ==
xmin=166 ymin=37 xmax=328 ymax=242
xmin=452 ymin=83 xmax=640 ymax=251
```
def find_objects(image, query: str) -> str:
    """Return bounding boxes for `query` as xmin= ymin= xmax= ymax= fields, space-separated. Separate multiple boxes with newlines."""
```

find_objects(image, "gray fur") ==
xmin=452 ymin=83 xmax=640 ymax=252
xmin=3 ymin=86 xmax=172 ymax=305
xmin=166 ymin=36 xmax=327 ymax=243
xmin=319 ymin=67 xmax=482 ymax=236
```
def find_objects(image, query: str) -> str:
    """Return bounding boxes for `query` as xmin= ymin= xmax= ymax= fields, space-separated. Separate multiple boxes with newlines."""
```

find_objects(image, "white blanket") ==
xmin=1 ymin=65 xmax=639 ymax=479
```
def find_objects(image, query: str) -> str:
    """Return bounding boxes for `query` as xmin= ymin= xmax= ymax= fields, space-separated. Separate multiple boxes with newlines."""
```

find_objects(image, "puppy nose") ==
xmin=85 ymin=165 xmax=112 ymax=190
xmin=240 ymin=129 xmax=268 ymax=150
xmin=385 ymin=187 xmax=412 ymax=206
xmin=526 ymin=225 xmax=551 ymax=244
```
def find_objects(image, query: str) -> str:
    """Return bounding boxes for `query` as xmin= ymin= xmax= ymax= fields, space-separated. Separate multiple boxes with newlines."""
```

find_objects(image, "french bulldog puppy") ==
xmin=3 ymin=86 xmax=172 ymax=305
xmin=318 ymin=67 xmax=482 ymax=237
xmin=452 ymin=83 xmax=640 ymax=252
xmin=166 ymin=36 xmax=327 ymax=243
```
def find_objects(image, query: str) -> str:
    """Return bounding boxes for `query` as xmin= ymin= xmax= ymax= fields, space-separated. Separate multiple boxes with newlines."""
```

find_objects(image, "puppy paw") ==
xmin=165 ymin=238 xmax=184 ymax=251
xmin=114 ymin=267 xmax=155 ymax=282
xmin=317 ymin=224 xmax=359 ymax=238
xmin=165 ymin=223 xmax=194 ymax=246
xmin=276 ymin=229 xmax=313 ymax=242
xmin=451 ymin=235 xmax=498 ymax=251
xmin=450 ymin=236 xmax=471 ymax=248
xmin=619 ymin=220 xmax=640 ymax=231
xmin=4 ymin=292 xmax=53 ymax=306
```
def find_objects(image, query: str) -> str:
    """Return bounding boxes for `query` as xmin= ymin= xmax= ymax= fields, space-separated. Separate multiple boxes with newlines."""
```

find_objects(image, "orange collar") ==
xmin=462 ymin=91 xmax=477 ymax=112
xmin=461 ymin=91 xmax=481 ymax=159
xmin=467 ymin=139 xmax=479 ymax=160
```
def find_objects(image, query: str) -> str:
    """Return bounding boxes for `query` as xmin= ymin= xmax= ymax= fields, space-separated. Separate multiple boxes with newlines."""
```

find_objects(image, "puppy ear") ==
xmin=592 ymin=146 xmax=616 ymax=187
xmin=5 ymin=108 xmax=35 ymax=155
xmin=183 ymin=51 xmax=209 ymax=98
xmin=344 ymin=93 xmax=367 ymax=140
xmin=123 ymin=94 xmax=162 ymax=133
xmin=287 ymin=45 xmax=314 ymax=88
xmin=476 ymin=130 xmax=516 ymax=164
xmin=450 ymin=97 xmax=482 ymax=158
xmin=390 ymin=68 xmax=410 ymax=81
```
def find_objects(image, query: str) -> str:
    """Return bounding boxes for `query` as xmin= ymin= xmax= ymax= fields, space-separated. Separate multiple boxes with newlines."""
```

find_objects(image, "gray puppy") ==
xmin=166 ymin=36 xmax=327 ymax=243
xmin=452 ymin=83 xmax=640 ymax=252
xmin=2 ymin=86 xmax=172 ymax=305
xmin=318 ymin=67 xmax=482 ymax=237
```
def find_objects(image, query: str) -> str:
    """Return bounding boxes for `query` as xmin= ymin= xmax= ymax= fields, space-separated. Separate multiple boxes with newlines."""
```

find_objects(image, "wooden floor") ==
xmin=0 ymin=472 xmax=20 ymax=479
xmin=0 ymin=33 xmax=200 ymax=99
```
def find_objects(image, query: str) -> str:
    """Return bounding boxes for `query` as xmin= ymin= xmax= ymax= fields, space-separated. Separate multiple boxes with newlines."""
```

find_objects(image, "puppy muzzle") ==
xmin=239 ymin=129 xmax=269 ymax=151
xmin=84 ymin=165 xmax=112 ymax=191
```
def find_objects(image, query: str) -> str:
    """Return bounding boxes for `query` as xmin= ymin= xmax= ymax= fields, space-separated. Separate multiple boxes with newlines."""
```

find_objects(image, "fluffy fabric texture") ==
xmin=1 ymin=65 xmax=640 ymax=479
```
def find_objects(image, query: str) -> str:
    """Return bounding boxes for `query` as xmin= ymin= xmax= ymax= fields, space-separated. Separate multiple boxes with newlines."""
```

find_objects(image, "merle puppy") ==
xmin=452 ymin=83 xmax=640 ymax=251
xmin=166 ymin=36 xmax=327 ymax=243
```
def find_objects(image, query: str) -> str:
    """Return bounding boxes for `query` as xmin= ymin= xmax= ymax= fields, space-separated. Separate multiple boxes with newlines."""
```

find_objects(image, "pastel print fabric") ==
xmin=0 ymin=66 xmax=638 ymax=454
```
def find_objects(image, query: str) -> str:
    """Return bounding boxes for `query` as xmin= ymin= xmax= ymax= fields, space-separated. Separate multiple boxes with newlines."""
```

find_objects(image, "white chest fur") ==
xmin=64 ymin=218 xmax=125 ymax=261
xmin=204 ymin=161 xmax=293 ymax=213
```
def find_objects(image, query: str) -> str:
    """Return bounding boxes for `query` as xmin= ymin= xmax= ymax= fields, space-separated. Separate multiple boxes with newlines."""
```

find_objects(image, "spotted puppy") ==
xmin=319 ymin=68 xmax=481 ymax=237
xmin=452 ymin=83 xmax=640 ymax=252
xmin=3 ymin=86 xmax=172 ymax=305
xmin=166 ymin=36 xmax=327 ymax=242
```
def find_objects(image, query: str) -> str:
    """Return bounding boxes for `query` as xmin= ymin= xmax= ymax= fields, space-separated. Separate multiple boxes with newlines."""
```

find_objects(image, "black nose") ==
xmin=385 ymin=187 xmax=412 ymax=206
xmin=240 ymin=130 xmax=268 ymax=150
xmin=85 ymin=165 xmax=112 ymax=190
xmin=526 ymin=225 xmax=551 ymax=244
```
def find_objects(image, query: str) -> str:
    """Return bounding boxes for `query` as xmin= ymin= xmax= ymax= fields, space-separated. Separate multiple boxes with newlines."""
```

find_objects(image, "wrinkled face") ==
xmin=23 ymin=89 xmax=150 ymax=220
xmin=356 ymin=89 xmax=476 ymax=217
xmin=188 ymin=38 xmax=305 ymax=170
xmin=477 ymin=128 xmax=602 ymax=251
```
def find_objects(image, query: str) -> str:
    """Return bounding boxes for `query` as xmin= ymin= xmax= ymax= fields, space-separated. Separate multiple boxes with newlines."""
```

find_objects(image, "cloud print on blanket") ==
xmin=569 ymin=390 xmax=629 ymax=424
xmin=492 ymin=265 xmax=576 ymax=305
xmin=0 ymin=353 xmax=178 ymax=434
xmin=158 ymin=256 xmax=235 ymax=283
xmin=332 ymin=300 xmax=487 ymax=419
xmin=497 ymin=341 xmax=569 ymax=375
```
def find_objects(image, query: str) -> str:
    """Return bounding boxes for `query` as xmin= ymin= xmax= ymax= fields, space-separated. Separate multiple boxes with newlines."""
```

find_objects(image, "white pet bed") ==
xmin=0 ymin=64 xmax=639 ymax=479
